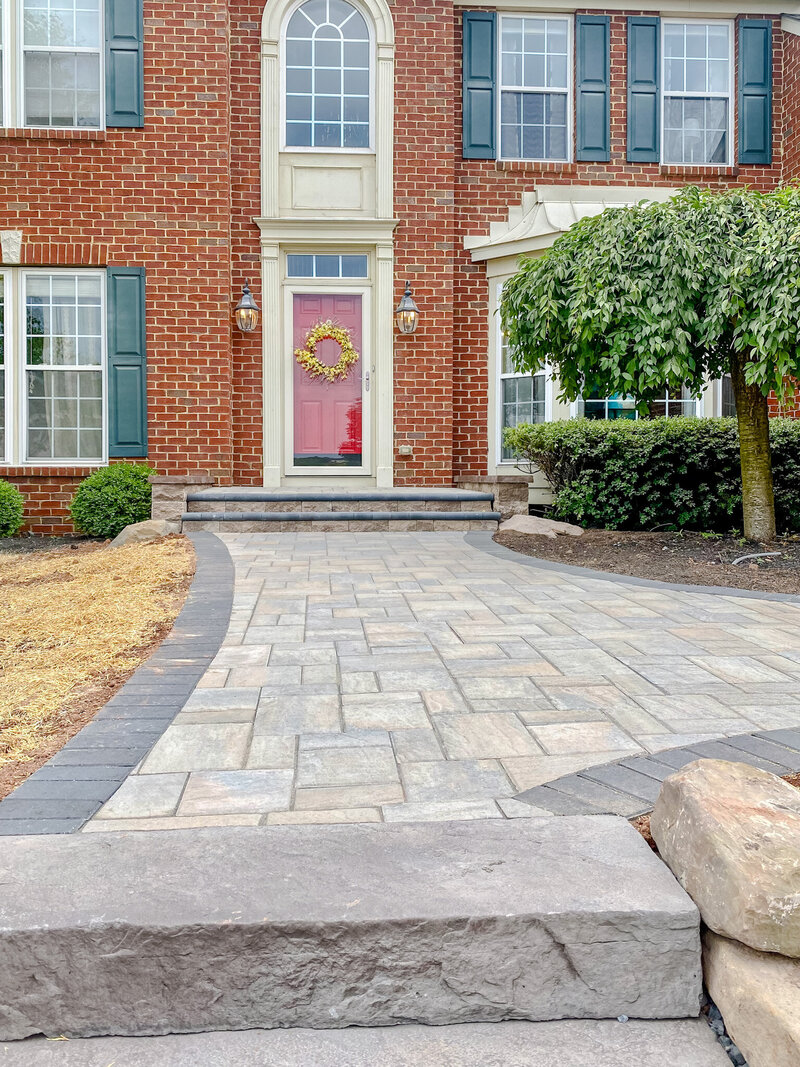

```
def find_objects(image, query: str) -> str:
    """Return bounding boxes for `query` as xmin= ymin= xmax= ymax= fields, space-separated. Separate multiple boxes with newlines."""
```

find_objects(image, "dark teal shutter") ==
xmin=462 ymin=11 xmax=496 ymax=159
xmin=106 ymin=0 xmax=144 ymax=127
xmin=627 ymin=17 xmax=660 ymax=162
xmin=576 ymin=15 xmax=610 ymax=161
xmin=739 ymin=19 xmax=772 ymax=165
xmin=107 ymin=267 xmax=147 ymax=457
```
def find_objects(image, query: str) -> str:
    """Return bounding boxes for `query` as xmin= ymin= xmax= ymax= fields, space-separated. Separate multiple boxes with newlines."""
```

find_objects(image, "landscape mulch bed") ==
xmin=0 ymin=536 xmax=195 ymax=800
xmin=495 ymin=528 xmax=800 ymax=595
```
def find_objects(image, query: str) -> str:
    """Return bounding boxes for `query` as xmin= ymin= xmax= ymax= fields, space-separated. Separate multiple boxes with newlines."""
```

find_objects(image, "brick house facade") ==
xmin=0 ymin=0 xmax=798 ymax=531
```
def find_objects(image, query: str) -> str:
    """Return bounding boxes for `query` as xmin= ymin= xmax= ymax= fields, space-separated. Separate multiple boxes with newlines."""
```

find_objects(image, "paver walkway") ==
xmin=87 ymin=532 xmax=800 ymax=829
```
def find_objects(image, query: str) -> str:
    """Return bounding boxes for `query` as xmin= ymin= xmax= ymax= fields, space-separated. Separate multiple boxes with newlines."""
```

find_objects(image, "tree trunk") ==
xmin=730 ymin=351 xmax=776 ymax=542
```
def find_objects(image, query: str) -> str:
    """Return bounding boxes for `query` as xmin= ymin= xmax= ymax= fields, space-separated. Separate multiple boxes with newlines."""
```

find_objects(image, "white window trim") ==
xmin=0 ymin=268 xmax=108 ymax=468
xmin=2 ymin=0 xmax=105 ymax=131
xmin=497 ymin=12 xmax=572 ymax=164
xmin=0 ymin=268 xmax=8 ymax=464
xmin=660 ymin=17 xmax=733 ymax=168
xmin=279 ymin=0 xmax=375 ymax=154
xmin=495 ymin=282 xmax=552 ymax=465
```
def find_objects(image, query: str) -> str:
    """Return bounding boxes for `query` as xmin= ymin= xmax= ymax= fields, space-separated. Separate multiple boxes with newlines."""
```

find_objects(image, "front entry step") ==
xmin=181 ymin=487 xmax=502 ymax=531
xmin=0 ymin=818 xmax=701 ymax=1040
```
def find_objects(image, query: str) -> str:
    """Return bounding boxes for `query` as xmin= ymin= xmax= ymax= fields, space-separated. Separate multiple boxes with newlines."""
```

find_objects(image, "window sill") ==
xmin=496 ymin=160 xmax=577 ymax=175
xmin=0 ymin=464 xmax=104 ymax=477
xmin=0 ymin=127 xmax=107 ymax=142
xmin=659 ymin=164 xmax=739 ymax=178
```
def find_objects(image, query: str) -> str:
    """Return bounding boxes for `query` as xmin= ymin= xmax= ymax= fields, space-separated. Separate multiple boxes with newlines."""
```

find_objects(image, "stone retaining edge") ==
xmin=0 ymin=532 xmax=235 ymax=836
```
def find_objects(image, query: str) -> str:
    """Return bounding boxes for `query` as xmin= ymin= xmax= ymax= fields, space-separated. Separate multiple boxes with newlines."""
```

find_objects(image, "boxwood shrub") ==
xmin=70 ymin=463 xmax=157 ymax=539
xmin=504 ymin=417 xmax=800 ymax=534
xmin=0 ymin=480 xmax=25 ymax=537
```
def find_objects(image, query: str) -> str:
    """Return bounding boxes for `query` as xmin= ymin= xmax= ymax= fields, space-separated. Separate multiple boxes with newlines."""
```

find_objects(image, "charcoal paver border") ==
xmin=514 ymin=728 xmax=800 ymax=817
xmin=0 ymin=532 xmax=234 ymax=836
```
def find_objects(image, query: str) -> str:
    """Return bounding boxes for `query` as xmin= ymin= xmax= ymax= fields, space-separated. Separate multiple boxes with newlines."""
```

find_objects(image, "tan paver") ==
xmin=87 ymin=531 xmax=800 ymax=830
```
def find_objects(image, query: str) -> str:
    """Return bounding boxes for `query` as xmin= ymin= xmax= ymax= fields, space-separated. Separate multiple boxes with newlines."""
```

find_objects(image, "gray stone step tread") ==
xmin=4 ymin=1019 xmax=731 ymax=1066
xmin=182 ymin=510 xmax=502 ymax=522
xmin=188 ymin=488 xmax=494 ymax=501
xmin=0 ymin=819 xmax=701 ymax=1038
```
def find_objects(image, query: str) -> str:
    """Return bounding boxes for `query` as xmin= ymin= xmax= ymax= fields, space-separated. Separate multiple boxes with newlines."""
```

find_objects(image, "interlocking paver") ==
xmin=86 ymin=532 xmax=800 ymax=829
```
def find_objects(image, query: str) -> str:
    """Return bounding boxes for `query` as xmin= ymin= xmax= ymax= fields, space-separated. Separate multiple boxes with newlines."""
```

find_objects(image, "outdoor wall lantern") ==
xmin=395 ymin=281 xmax=420 ymax=335
xmin=235 ymin=281 xmax=260 ymax=332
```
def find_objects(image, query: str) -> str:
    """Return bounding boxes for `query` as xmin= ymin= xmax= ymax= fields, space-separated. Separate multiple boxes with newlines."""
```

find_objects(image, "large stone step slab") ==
xmin=185 ymin=487 xmax=496 ymax=513
xmin=0 ymin=818 xmax=701 ymax=1040
xmin=7 ymin=1019 xmax=731 ymax=1066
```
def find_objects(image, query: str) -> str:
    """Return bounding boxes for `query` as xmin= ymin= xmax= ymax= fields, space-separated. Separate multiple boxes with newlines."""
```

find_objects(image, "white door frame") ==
xmin=283 ymin=280 xmax=373 ymax=478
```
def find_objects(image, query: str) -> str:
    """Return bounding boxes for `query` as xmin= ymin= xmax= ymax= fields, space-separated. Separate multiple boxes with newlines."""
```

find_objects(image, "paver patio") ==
xmin=87 ymin=531 xmax=800 ymax=829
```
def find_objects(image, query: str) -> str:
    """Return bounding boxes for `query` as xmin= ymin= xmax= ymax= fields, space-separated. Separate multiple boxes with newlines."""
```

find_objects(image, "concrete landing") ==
xmin=3 ymin=1019 xmax=731 ymax=1066
xmin=0 ymin=818 xmax=701 ymax=1040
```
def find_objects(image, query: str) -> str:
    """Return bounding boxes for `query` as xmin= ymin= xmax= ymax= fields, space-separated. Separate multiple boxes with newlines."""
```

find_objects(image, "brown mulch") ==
xmin=496 ymin=528 xmax=800 ymax=595
xmin=0 ymin=536 xmax=195 ymax=800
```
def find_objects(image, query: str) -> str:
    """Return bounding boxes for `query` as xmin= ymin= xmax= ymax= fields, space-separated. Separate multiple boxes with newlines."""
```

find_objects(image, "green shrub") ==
xmin=504 ymin=417 xmax=800 ymax=534
xmin=70 ymin=464 xmax=157 ymax=539
xmin=0 ymin=480 xmax=25 ymax=537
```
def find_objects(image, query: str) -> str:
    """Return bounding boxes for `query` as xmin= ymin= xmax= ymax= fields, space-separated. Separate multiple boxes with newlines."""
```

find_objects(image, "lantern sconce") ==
xmin=235 ymin=280 xmax=260 ymax=332
xmin=395 ymin=281 xmax=420 ymax=335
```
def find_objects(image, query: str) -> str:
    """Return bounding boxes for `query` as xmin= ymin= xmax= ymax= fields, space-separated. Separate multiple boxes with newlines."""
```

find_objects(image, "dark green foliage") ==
xmin=504 ymin=418 xmax=800 ymax=534
xmin=0 ymin=480 xmax=25 ymax=537
xmin=69 ymin=464 xmax=156 ymax=539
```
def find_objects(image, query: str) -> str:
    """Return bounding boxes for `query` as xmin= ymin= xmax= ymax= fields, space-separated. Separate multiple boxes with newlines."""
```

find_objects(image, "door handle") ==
xmin=365 ymin=369 xmax=370 ymax=392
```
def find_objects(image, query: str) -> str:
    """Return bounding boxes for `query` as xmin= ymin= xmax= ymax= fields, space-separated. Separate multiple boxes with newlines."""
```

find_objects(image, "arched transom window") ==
xmin=284 ymin=0 xmax=371 ymax=149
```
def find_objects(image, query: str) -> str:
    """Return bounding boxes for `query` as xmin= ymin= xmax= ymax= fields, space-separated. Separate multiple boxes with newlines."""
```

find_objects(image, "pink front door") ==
xmin=292 ymin=293 xmax=363 ymax=468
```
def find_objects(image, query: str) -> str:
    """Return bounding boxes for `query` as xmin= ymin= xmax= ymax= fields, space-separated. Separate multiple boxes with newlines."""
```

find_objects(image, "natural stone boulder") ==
xmin=651 ymin=759 xmax=800 ymax=957
xmin=704 ymin=930 xmax=800 ymax=1067
xmin=110 ymin=519 xmax=180 ymax=547
xmin=499 ymin=514 xmax=583 ymax=539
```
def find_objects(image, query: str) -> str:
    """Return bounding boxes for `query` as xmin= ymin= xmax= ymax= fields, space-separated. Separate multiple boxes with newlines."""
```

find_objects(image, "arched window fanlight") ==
xmin=285 ymin=0 xmax=371 ymax=149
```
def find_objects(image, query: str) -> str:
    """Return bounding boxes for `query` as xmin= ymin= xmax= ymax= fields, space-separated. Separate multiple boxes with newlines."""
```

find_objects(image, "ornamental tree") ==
xmin=500 ymin=185 xmax=800 ymax=542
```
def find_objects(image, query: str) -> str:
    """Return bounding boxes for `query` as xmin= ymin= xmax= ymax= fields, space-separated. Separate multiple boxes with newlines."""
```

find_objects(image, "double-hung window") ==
xmin=662 ymin=20 xmax=732 ymax=165
xmin=0 ymin=0 xmax=146 ymax=130
xmin=578 ymin=385 xmax=700 ymax=419
xmin=0 ymin=270 xmax=106 ymax=464
xmin=499 ymin=16 xmax=570 ymax=161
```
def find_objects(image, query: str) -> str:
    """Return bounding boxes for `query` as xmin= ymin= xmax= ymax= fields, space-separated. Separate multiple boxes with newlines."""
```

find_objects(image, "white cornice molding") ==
xmin=254 ymin=217 xmax=399 ymax=244
xmin=453 ymin=0 xmax=800 ymax=14
xmin=782 ymin=14 xmax=800 ymax=35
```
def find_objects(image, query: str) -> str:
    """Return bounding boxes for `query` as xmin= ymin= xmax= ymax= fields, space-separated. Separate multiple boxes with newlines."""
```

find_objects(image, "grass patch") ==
xmin=0 ymin=537 xmax=195 ymax=779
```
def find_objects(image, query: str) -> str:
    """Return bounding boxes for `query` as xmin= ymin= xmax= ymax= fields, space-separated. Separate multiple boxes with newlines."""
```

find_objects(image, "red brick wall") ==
xmin=2 ymin=2 xmax=798 ymax=531
xmin=452 ymin=11 xmax=787 ymax=477
xmin=0 ymin=1 xmax=235 ymax=530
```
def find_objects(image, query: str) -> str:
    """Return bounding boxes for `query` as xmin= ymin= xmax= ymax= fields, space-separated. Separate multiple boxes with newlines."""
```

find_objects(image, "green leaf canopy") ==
xmin=500 ymin=185 xmax=800 ymax=406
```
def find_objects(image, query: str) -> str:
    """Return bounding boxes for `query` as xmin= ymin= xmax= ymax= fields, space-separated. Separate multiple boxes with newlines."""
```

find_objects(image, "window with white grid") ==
xmin=578 ymin=385 xmax=700 ymax=419
xmin=284 ymin=0 xmax=371 ymax=150
xmin=662 ymin=21 xmax=732 ymax=165
xmin=498 ymin=316 xmax=546 ymax=461
xmin=499 ymin=15 xmax=570 ymax=162
xmin=25 ymin=273 xmax=104 ymax=461
xmin=21 ymin=0 xmax=102 ymax=128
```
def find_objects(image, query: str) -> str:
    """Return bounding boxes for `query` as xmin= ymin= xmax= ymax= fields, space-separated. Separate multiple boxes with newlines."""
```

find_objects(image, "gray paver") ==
xmin=75 ymin=532 xmax=800 ymax=830
xmin=177 ymin=770 xmax=293 ymax=816
xmin=96 ymin=774 xmax=187 ymax=819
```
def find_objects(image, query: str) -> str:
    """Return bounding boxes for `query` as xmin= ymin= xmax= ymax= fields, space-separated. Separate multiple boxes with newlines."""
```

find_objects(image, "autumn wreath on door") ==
xmin=295 ymin=320 xmax=359 ymax=383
